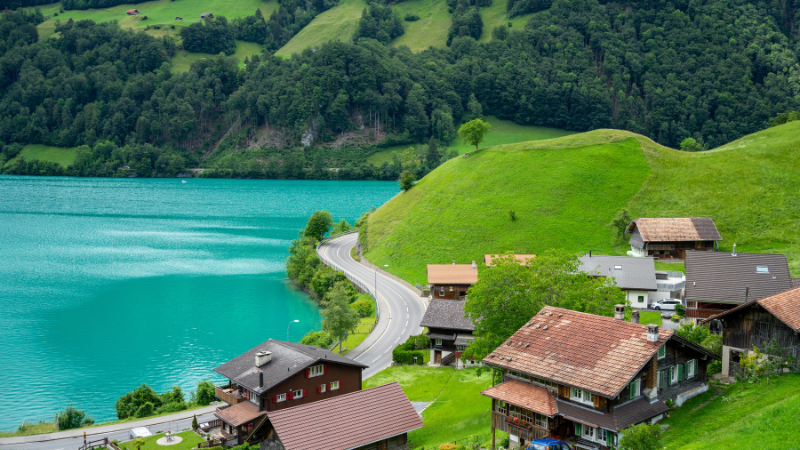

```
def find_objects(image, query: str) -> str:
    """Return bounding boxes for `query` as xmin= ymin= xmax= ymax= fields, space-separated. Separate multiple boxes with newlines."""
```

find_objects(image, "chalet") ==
xmin=254 ymin=382 xmax=423 ymax=450
xmin=420 ymin=299 xmax=477 ymax=367
xmin=200 ymin=12 xmax=214 ymax=19
xmin=212 ymin=339 xmax=367 ymax=446
xmin=684 ymin=249 xmax=792 ymax=319
xmin=427 ymin=261 xmax=478 ymax=300
xmin=625 ymin=217 xmax=722 ymax=259
xmin=700 ymin=287 xmax=800 ymax=377
xmin=481 ymin=305 xmax=719 ymax=449
xmin=484 ymin=254 xmax=536 ymax=267
xmin=126 ymin=9 xmax=139 ymax=15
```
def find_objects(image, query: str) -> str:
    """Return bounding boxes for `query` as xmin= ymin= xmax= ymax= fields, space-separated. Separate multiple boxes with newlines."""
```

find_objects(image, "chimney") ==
xmin=589 ymin=250 xmax=592 ymax=257
xmin=745 ymin=286 xmax=750 ymax=303
xmin=647 ymin=324 xmax=659 ymax=342
xmin=259 ymin=371 xmax=264 ymax=388
xmin=255 ymin=350 xmax=272 ymax=367
xmin=472 ymin=260 xmax=476 ymax=269
xmin=732 ymin=243 xmax=737 ymax=256
xmin=631 ymin=310 xmax=640 ymax=324
xmin=614 ymin=304 xmax=625 ymax=320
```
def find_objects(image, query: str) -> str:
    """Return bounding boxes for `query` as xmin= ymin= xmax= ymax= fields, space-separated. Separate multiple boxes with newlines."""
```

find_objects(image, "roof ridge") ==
xmin=541 ymin=306 xmax=673 ymax=333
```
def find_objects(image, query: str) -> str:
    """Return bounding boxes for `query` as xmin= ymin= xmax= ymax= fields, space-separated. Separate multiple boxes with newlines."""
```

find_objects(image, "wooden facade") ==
xmin=430 ymin=283 xmax=470 ymax=300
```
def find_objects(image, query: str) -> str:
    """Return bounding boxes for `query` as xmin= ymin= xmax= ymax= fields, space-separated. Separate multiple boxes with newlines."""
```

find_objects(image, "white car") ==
xmin=651 ymin=299 xmax=682 ymax=311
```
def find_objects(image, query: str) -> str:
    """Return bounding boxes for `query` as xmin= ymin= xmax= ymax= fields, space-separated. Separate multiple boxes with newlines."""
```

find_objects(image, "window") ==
xmin=597 ymin=428 xmax=607 ymax=442
xmin=439 ymin=287 xmax=445 ymax=297
xmin=308 ymin=364 xmax=324 ymax=377
xmin=570 ymin=387 xmax=594 ymax=405
xmin=249 ymin=391 xmax=258 ymax=405
xmin=330 ymin=380 xmax=340 ymax=390
xmin=670 ymin=366 xmax=677 ymax=384
xmin=318 ymin=383 xmax=327 ymax=393
xmin=274 ymin=393 xmax=286 ymax=403
xmin=756 ymin=266 xmax=769 ymax=274
xmin=755 ymin=321 xmax=772 ymax=340
xmin=435 ymin=339 xmax=443 ymax=346
xmin=293 ymin=389 xmax=303 ymax=399
xmin=507 ymin=404 xmax=532 ymax=422
xmin=582 ymin=424 xmax=595 ymax=439
xmin=687 ymin=360 xmax=696 ymax=378
xmin=497 ymin=401 xmax=507 ymax=415
xmin=658 ymin=345 xmax=666 ymax=359
xmin=629 ymin=378 xmax=641 ymax=398
xmin=534 ymin=413 xmax=548 ymax=428
xmin=456 ymin=345 xmax=465 ymax=352
xmin=637 ymin=295 xmax=645 ymax=304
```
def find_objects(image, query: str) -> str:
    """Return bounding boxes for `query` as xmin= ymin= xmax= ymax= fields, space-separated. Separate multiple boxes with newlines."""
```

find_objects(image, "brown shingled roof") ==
xmin=215 ymin=401 xmax=266 ymax=427
xmin=427 ymin=264 xmax=478 ymax=284
xmin=755 ymin=287 xmax=800 ymax=331
xmin=266 ymin=382 xmax=423 ymax=450
xmin=626 ymin=217 xmax=722 ymax=242
xmin=481 ymin=380 xmax=557 ymax=416
xmin=484 ymin=254 xmax=536 ymax=267
xmin=483 ymin=306 xmax=672 ymax=398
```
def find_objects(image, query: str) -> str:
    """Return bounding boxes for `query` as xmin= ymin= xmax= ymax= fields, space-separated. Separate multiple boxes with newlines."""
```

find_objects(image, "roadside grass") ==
xmin=0 ymin=421 xmax=56 ymax=438
xmin=275 ymin=0 xmax=366 ymax=57
xmin=3 ymin=144 xmax=78 ymax=168
xmin=169 ymin=40 xmax=263 ymax=72
xmin=661 ymin=374 xmax=800 ymax=449
xmin=123 ymin=430 xmax=204 ymax=450
xmin=365 ymin=122 xmax=800 ymax=284
xmin=364 ymin=366 xmax=454 ymax=401
xmin=654 ymin=261 xmax=686 ymax=273
xmin=390 ymin=0 xmax=451 ymax=51
xmin=477 ymin=0 xmax=533 ymax=42
xmin=624 ymin=307 xmax=662 ymax=326
xmin=365 ymin=136 xmax=650 ymax=284
xmin=334 ymin=316 xmax=377 ymax=355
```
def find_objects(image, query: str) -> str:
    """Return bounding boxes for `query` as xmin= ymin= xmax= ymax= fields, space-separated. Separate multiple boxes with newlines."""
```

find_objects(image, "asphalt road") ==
xmin=318 ymin=233 xmax=427 ymax=379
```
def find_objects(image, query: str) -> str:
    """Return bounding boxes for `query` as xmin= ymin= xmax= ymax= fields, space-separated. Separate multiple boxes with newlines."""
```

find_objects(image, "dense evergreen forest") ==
xmin=0 ymin=0 xmax=798 ymax=179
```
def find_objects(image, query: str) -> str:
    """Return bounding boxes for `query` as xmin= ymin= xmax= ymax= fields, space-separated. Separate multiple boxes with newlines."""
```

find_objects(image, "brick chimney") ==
xmin=647 ymin=324 xmax=659 ymax=342
xmin=631 ymin=310 xmax=640 ymax=324
xmin=614 ymin=304 xmax=625 ymax=320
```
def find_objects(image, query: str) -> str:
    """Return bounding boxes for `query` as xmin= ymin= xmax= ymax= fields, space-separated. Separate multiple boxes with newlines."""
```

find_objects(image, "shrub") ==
xmin=195 ymin=380 xmax=216 ymax=405
xmin=55 ymin=404 xmax=88 ymax=430
xmin=404 ymin=13 xmax=420 ymax=21
xmin=508 ymin=210 xmax=516 ymax=221
xmin=439 ymin=444 xmax=462 ymax=450
xmin=619 ymin=423 xmax=661 ymax=450
xmin=301 ymin=329 xmax=334 ymax=348
xmin=392 ymin=334 xmax=430 ymax=364
xmin=134 ymin=402 xmax=155 ymax=418
xmin=116 ymin=384 xmax=163 ymax=419
xmin=350 ymin=295 xmax=375 ymax=317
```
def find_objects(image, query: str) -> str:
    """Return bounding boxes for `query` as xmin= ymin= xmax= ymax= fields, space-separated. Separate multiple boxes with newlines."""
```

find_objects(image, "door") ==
xmin=435 ymin=351 xmax=442 ymax=364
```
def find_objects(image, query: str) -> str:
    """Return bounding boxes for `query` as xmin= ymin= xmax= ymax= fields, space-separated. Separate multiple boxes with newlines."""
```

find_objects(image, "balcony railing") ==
xmin=215 ymin=386 xmax=246 ymax=405
xmin=686 ymin=308 xmax=731 ymax=319
xmin=492 ymin=411 xmax=550 ymax=442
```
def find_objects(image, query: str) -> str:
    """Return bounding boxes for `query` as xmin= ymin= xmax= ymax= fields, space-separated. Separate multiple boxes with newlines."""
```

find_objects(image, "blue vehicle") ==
xmin=526 ymin=438 xmax=574 ymax=450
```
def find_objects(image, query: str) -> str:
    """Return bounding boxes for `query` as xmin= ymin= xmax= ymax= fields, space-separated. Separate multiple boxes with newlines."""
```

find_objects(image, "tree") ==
xmin=466 ymin=94 xmax=482 ymax=120
xmin=679 ymin=137 xmax=707 ymax=152
xmin=195 ymin=380 xmax=216 ymax=405
xmin=55 ymin=404 xmax=93 ymax=430
xmin=331 ymin=219 xmax=352 ymax=235
xmin=399 ymin=169 xmax=415 ymax=191
xmin=607 ymin=208 xmax=632 ymax=239
xmin=618 ymin=423 xmax=661 ymax=450
xmin=458 ymin=118 xmax=491 ymax=152
xmin=462 ymin=250 xmax=624 ymax=362
xmin=115 ymin=384 xmax=163 ymax=419
xmin=321 ymin=281 xmax=360 ymax=353
xmin=192 ymin=414 xmax=199 ymax=430
xmin=674 ymin=323 xmax=721 ymax=355
xmin=131 ymin=438 xmax=146 ymax=450
xmin=426 ymin=136 xmax=440 ymax=169
xmin=304 ymin=210 xmax=334 ymax=241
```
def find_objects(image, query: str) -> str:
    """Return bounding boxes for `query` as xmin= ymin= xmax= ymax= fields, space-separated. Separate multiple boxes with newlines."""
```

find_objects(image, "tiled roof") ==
xmin=427 ymin=264 xmax=478 ymax=284
xmin=578 ymin=255 xmax=657 ymax=291
xmin=484 ymin=254 xmax=536 ymax=267
xmin=215 ymin=401 xmax=266 ymax=427
xmin=685 ymin=251 xmax=793 ymax=303
xmin=481 ymin=380 xmax=558 ymax=416
xmin=556 ymin=397 xmax=669 ymax=432
xmin=626 ymin=217 xmax=722 ymax=242
xmin=756 ymin=287 xmax=800 ymax=332
xmin=483 ymin=306 xmax=671 ymax=398
xmin=420 ymin=300 xmax=475 ymax=331
xmin=266 ymin=382 xmax=423 ymax=450
xmin=213 ymin=340 xmax=366 ymax=394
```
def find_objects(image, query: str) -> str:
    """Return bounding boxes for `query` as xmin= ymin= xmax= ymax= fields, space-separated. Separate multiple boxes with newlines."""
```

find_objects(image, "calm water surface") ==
xmin=0 ymin=176 xmax=396 ymax=429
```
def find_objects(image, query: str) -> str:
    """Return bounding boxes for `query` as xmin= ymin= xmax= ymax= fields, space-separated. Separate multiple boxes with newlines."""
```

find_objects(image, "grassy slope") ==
xmin=169 ymin=40 xmax=264 ymax=72
xmin=367 ymin=116 xmax=575 ymax=165
xmin=4 ymin=144 xmax=78 ymax=168
xmin=365 ymin=122 xmax=800 ymax=283
xmin=390 ymin=0 xmax=451 ymax=51
xmin=275 ymin=0 xmax=366 ymax=57
xmin=477 ymin=0 xmax=532 ymax=42
xmin=662 ymin=374 xmax=800 ymax=449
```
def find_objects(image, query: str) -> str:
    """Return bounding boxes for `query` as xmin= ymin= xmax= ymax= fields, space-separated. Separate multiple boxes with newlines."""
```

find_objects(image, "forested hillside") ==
xmin=0 ymin=0 xmax=799 ymax=178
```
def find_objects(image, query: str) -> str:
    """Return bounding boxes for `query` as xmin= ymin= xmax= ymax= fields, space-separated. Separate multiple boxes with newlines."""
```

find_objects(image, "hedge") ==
xmin=392 ymin=334 xmax=430 ymax=365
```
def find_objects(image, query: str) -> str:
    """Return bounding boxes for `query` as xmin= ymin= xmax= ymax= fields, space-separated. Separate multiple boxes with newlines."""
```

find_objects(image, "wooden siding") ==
xmin=264 ymin=361 xmax=362 ymax=411
xmin=492 ymin=411 xmax=550 ymax=442
xmin=723 ymin=303 xmax=800 ymax=355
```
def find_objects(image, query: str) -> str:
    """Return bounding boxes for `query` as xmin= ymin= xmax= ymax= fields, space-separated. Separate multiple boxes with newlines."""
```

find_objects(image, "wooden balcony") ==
xmin=215 ymin=386 xmax=246 ymax=405
xmin=492 ymin=411 xmax=550 ymax=442
xmin=686 ymin=307 xmax=731 ymax=319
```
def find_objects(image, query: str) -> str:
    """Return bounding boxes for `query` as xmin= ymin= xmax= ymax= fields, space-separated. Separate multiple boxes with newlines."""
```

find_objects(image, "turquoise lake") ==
xmin=0 ymin=176 xmax=396 ymax=429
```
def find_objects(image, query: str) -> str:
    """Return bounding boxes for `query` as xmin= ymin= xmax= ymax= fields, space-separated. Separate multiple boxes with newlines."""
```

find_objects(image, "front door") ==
xmin=435 ymin=351 xmax=442 ymax=364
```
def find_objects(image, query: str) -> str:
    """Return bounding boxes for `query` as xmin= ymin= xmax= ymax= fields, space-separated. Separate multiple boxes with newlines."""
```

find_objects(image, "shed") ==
xmin=200 ymin=12 xmax=213 ymax=19
xmin=126 ymin=9 xmax=139 ymax=15
xmin=175 ymin=16 xmax=183 ymax=20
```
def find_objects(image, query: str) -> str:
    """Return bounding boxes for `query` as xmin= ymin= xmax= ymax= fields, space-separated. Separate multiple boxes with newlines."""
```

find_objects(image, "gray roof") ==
xmin=454 ymin=333 xmax=475 ymax=346
xmin=420 ymin=300 xmax=475 ymax=331
xmin=213 ymin=340 xmax=367 ymax=394
xmin=556 ymin=397 xmax=670 ymax=432
xmin=685 ymin=251 xmax=793 ymax=304
xmin=579 ymin=255 xmax=657 ymax=291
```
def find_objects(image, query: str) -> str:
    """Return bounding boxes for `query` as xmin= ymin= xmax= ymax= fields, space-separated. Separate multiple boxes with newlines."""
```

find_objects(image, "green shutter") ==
xmin=658 ymin=371 xmax=664 ymax=389
xmin=678 ymin=364 xmax=684 ymax=381
xmin=695 ymin=359 xmax=699 ymax=375
xmin=629 ymin=381 xmax=635 ymax=398
xmin=575 ymin=422 xmax=582 ymax=436
xmin=606 ymin=430 xmax=615 ymax=448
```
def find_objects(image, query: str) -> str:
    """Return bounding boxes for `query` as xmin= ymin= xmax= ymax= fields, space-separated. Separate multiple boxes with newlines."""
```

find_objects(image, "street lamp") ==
xmin=287 ymin=319 xmax=299 ymax=341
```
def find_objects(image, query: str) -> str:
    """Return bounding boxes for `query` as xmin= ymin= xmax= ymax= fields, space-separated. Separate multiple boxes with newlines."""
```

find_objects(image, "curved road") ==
xmin=318 ymin=233 xmax=427 ymax=379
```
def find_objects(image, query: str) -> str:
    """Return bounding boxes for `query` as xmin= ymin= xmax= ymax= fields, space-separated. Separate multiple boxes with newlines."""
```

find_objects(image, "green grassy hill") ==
xmin=3 ymin=144 xmax=78 ymax=168
xmin=364 ymin=122 xmax=800 ymax=284
xmin=275 ymin=0 xmax=366 ymax=57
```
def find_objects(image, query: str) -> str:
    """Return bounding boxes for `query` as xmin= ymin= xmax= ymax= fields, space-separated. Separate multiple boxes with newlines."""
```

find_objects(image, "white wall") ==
xmin=626 ymin=290 xmax=650 ymax=308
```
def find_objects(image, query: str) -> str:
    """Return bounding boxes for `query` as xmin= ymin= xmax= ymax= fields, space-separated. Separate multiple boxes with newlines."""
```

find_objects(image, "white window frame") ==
xmin=497 ymin=400 xmax=507 ymax=415
xmin=275 ymin=393 xmax=286 ymax=403
xmin=249 ymin=390 xmax=258 ymax=405
xmin=456 ymin=345 xmax=465 ymax=352
xmin=658 ymin=344 xmax=666 ymax=359
xmin=597 ymin=428 xmax=607 ymax=443
xmin=534 ymin=413 xmax=548 ymax=429
xmin=319 ymin=383 xmax=327 ymax=393
xmin=330 ymin=380 xmax=340 ymax=390
xmin=308 ymin=364 xmax=324 ymax=377
xmin=582 ymin=425 xmax=595 ymax=440
xmin=687 ymin=359 xmax=695 ymax=378
xmin=570 ymin=387 xmax=594 ymax=406
xmin=293 ymin=389 xmax=303 ymax=399
xmin=670 ymin=366 xmax=677 ymax=385
xmin=435 ymin=339 xmax=443 ymax=346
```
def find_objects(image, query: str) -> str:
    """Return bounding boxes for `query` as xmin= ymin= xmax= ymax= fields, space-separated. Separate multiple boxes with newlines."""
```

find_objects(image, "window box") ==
xmin=505 ymin=417 xmax=533 ymax=432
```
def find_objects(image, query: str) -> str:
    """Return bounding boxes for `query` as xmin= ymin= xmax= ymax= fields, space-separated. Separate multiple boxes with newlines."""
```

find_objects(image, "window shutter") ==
xmin=272 ymin=396 xmax=277 ymax=403
xmin=303 ymin=389 xmax=307 ymax=397
xmin=339 ymin=380 xmax=342 ymax=389
xmin=575 ymin=423 xmax=582 ymax=436
xmin=323 ymin=364 xmax=327 ymax=375
xmin=606 ymin=430 xmax=614 ymax=447
xmin=694 ymin=359 xmax=699 ymax=375
xmin=317 ymin=385 xmax=321 ymax=394
xmin=287 ymin=391 xmax=294 ymax=400
xmin=678 ymin=364 xmax=684 ymax=381
xmin=629 ymin=381 xmax=635 ymax=398
xmin=305 ymin=368 xmax=310 ymax=378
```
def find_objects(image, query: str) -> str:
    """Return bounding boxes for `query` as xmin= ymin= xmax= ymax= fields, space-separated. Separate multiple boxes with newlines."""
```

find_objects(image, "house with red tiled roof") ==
xmin=700 ymin=286 xmax=800 ymax=377
xmin=481 ymin=305 xmax=719 ymax=450
xmin=625 ymin=217 xmax=722 ymax=259
xmin=427 ymin=261 xmax=479 ymax=300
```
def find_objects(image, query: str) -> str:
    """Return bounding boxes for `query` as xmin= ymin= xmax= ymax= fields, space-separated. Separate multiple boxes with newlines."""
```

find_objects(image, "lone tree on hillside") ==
xmin=304 ymin=210 xmax=333 ymax=241
xmin=607 ymin=208 xmax=632 ymax=239
xmin=321 ymin=281 xmax=360 ymax=353
xmin=458 ymin=118 xmax=491 ymax=152
xmin=399 ymin=170 xmax=415 ymax=191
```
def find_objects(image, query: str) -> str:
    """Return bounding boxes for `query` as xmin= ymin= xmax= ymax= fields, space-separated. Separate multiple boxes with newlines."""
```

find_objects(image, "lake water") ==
xmin=0 ymin=176 xmax=396 ymax=429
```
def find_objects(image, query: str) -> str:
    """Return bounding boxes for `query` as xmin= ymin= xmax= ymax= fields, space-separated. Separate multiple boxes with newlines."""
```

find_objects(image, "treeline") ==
xmin=446 ymin=0 xmax=488 ymax=45
xmin=116 ymin=381 xmax=215 ymax=419
xmin=180 ymin=16 xmax=237 ymax=55
xmin=61 ymin=0 xmax=149 ymax=10
xmin=352 ymin=4 xmax=405 ymax=44
xmin=231 ymin=0 xmax=340 ymax=52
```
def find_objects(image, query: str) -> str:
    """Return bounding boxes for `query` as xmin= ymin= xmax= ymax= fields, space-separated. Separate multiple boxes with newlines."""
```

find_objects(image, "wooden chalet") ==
xmin=126 ymin=9 xmax=139 ymax=15
xmin=211 ymin=339 xmax=366 ymax=446
xmin=481 ymin=305 xmax=719 ymax=449
xmin=252 ymin=382 xmax=423 ymax=450
xmin=625 ymin=217 xmax=722 ymax=259
xmin=420 ymin=299 xmax=477 ymax=367
xmin=700 ymin=287 xmax=800 ymax=377
xmin=484 ymin=254 xmax=536 ymax=267
xmin=684 ymin=249 xmax=793 ymax=319
xmin=427 ymin=261 xmax=478 ymax=300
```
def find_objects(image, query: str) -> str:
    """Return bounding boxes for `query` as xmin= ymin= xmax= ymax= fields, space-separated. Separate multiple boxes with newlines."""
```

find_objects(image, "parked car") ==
xmin=651 ymin=299 xmax=682 ymax=310
xmin=527 ymin=438 xmax=574 ymax=450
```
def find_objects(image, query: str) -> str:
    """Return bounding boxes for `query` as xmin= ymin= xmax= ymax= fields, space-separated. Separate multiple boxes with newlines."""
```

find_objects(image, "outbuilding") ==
xmin=126 ymin=9 xmax=139 ymax=15
xmin=200 ymin=12 xmax=214 ymax=19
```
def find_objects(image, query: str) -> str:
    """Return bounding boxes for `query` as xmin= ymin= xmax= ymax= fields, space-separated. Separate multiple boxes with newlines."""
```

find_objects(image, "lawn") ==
xmin=477 ymin=0 xmax=534 ymax=42
xmin=655 ymin=261 xmax=686 ymax=273
xmin=364 ymin=122 xmax=800 ymax=284
xmin=624 ymin=307 xmax=662 ymax=326
xmin=333 ymin=315 xmax=377 ymax=355
xmin=390 ymin=0 xmax=451 ymax=51
xmin=169 ymin=40 xmax=264 ymax=72
xmin=660 ymin=374 xmax=800 ymax=449
xmin=4 ymin=144 xmax=78 ymax=168
xmin=275 ymin=0 xmax=366 ymax=57
xmin=119 ymin=430 xmax=205 ymax=450
xmin=364 ymin=365 xmax=455 ymax=401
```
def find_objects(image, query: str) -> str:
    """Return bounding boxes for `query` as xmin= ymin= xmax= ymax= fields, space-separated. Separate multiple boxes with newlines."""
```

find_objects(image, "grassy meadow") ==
xmin=169 ymin=40 xmax=264 ymax=72
xmin=364 ymin=122 xmax=800 ymax=283
xmin=390 ymin=0 xmax=451 ymax=51
xmin=3 ymin=144 xmax=78 ymax=168
xmin=275 ymin=0 xmax=366 ymax=57
xmin=477 ymin=0 xmax=533 ymax=42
